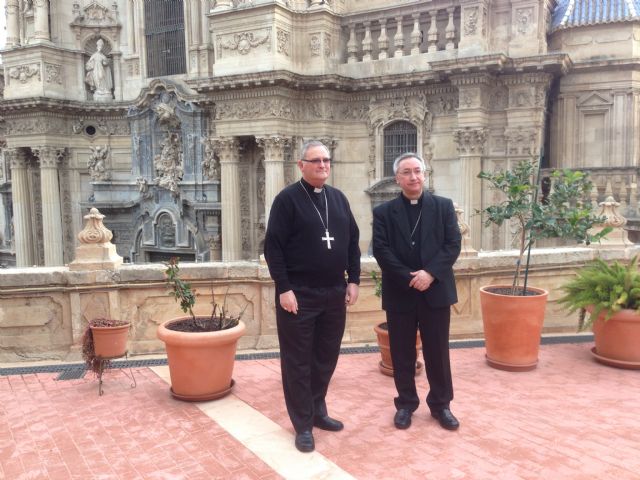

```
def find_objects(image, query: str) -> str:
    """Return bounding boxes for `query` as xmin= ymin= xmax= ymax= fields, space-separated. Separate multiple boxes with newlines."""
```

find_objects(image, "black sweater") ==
xmin=264 ymin=179 xmax=361 ymax=294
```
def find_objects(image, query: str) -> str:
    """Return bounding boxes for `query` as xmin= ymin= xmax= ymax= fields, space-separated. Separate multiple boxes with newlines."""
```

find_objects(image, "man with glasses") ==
xmin=264 ymin=140 xmax=360 ymax=452
xmin=372 ymin=152 xmax=462 ymax=432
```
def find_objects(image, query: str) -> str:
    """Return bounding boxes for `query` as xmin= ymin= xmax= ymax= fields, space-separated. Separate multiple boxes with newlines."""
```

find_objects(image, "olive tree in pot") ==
xmin=559 ymin=256 xmax=640 ymax=369
xmin=477 ymin=158 xmax=609 ymax=371
xmin=156 ymin=257 xmax=247 ymax=401
xmin=371 ymin=271 xmax=423 ymax=376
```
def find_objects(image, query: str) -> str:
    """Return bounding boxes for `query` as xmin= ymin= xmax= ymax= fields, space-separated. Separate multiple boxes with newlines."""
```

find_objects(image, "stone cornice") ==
xmin=0 ymin=97 xmax=129 ymax=115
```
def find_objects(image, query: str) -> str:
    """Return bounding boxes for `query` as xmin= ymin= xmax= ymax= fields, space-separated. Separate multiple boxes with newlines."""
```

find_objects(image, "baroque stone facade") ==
xmin=0 ymin=0 xmax=639 ymax=267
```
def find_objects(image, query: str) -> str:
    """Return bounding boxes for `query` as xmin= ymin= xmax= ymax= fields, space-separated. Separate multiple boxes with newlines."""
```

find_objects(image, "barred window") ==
xmin=144 ymin=0 xmax=186 ymax=77
xmin=383 ymin=121 xmax=417 ymax=177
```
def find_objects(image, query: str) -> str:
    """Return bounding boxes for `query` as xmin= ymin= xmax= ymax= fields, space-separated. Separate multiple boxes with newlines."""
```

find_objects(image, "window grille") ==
xmin=383 ymin=121 xmax=418 ymax=177
xmin=144 ymin=0 xmax=187 ymax=77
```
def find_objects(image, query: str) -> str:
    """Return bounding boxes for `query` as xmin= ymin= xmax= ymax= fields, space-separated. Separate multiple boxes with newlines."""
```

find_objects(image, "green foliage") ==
xmin=371 ymin=271 xmax=382 ymax=298
xmin=164 ymin=257 xmax=241 ymax=331
xmin=558 ymin=256 xmax=640 ymax=331
xmin=477 ymin=159 xmax=611 ymax=294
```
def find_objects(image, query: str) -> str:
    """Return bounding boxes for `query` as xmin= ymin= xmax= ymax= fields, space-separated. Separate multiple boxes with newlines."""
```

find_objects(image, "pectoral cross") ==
xmin=322 ymin=229 xmax=334 ymax=249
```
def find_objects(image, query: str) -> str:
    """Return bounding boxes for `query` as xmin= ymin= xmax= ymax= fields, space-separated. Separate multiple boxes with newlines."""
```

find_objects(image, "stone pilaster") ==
xmin=209 ymin=137 xmax=241 ymax=261
xmin=34 ymin=147 xmax=64 ymax=266
xmin=257 ymin=136 xmax=290 ymax=225
xmin=453 ymin=127 xmax=487 ymax=250
xmin=8 ymin=149 xmax=35 ymax=267
xmin=5 ymin=0 xmax=20 ymax=47
xmin=458 ymin=0 xmax=489 ymax=56
xmin=33 ymin=0 xmax=52 ymax=44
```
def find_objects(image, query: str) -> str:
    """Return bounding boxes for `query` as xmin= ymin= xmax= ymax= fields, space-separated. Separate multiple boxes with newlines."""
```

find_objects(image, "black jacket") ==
xmin=372 ymin=192 xmax=461 ymax=312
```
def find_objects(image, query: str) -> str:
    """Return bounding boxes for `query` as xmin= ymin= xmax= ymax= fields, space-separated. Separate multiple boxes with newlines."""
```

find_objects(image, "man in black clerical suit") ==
xmin=372 ymin=152 xmax=461 ymax=431
xmin=264 ymin=140 xmax=360 ymax=453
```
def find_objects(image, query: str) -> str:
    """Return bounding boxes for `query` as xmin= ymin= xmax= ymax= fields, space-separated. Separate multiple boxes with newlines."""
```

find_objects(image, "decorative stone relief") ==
xmin=201 ymin=138 xmax=221 ymax=180
xmin=43 ymin=63 xmax=62 ymax=84
xmin=427 ymin=94 xmax=458 ymax=115
xmin=215 ymin=98 xmax=294 ymax=120
xmin=277 ymin=28 xmax=290 ymax=56
xmin=505 ymin=127 xmax=539 ymax=155
xmin=87 ymin=145 xmax=111 ymax=181
xmin=453 ymin=127 xmax=488 ymax=155
xmin=310 ymin=34 xmax=321 ymax=56
xmin=216 ymin=29 xmax=271 ymax=59
xmin=489 ymin=86 xmax=508 ymax=110
xmin=463 ymin=7 xmax=478 ymax=36
xmin=9 ymin=64 xmax=41 ymax=84
xmin=516 ymin=8 xmax=533 ymax=36
xmin=154 ymin=132 xmax=184 ymax=197
xmin=324 ymin=34 xmax=331 ymax=57
xmin=4 ymin=116 xmax=66 ymax=135
xmin=509 ymin=88 xmax=533 ymax=108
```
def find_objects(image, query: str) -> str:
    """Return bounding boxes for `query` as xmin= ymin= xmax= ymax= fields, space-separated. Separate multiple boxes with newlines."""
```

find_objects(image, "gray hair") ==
xmin=392 ymin=152 xmax=426 ymax=174
xmin=300 ymin=140 xmax=330 ymax=160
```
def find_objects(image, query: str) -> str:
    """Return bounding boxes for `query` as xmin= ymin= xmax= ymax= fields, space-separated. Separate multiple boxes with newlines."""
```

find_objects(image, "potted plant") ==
xmin=81 ymin=317 xmax=131 ymax=375
xmin=156 ymin=257 xmax=247 ymax=401
xmin=371 ymin=271 xmax=423 ymax=376
xmin=558 ymin=256 xmax=640 ymax=369
xmin=477 ymin=158 xmax=609 ymax=371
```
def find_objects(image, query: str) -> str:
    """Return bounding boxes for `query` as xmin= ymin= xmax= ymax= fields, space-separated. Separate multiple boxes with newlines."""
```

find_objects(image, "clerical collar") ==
xmin=401 ymin=193 xmax=422 ymax=207
xmin=301 ymin=178 xmax=324 ymax=194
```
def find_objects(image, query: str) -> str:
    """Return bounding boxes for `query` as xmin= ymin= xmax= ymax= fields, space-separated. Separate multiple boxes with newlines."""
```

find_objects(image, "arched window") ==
xmin=144 ymin=0 xmax=186 ymax=77
xmin=383 ymin=121 xmax=417 ymax=176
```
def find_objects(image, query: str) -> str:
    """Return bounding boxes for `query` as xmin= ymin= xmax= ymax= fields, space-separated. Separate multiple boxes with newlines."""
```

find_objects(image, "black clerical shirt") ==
xmin=264 ymin=179 xmax=361 ymax=295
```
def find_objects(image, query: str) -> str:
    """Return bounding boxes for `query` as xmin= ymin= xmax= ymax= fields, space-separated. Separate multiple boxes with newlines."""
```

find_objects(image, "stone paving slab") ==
xmin=1 ymin=343 xmax=639 ymax=479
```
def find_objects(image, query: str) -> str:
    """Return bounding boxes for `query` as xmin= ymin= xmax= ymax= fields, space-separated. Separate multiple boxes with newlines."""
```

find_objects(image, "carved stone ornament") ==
xmin=598 ymin=196 xmax=627 ymax=228
xmin=77 ymin=207 xmax=113 ymax=244
xmin=277 ymin=28 xmax=290 ymax=56
xmin=516 ymin=7 xmax=533 ymax=36
xmin=216 ymin=30 xmax=271 ymax=59
xmin=453 ymin=127 xmax=488 ymax=155
xmin=154 ymin=132 xmax=184 ymax=196
xmin=505 ymin=126 xmax=539 ymax=156
xmin=324 ymin=34 xmax=331 ymax=57
xmin=310 ymin=34 xmax=321 ymax=56
xmin=202 ymin=137 xmax=221 ymax=180
xmin=74 ymin=1 xmax=117 ymax=25
xmin=464 ymin=7 xmax=478 ymax=36
xmin=9 ymin=64 xmax=41 ymax=84
xmin=44 ymin=63 xmax=63 ymax=84
xmin=87 ymin=145 xmax=111 ymax=181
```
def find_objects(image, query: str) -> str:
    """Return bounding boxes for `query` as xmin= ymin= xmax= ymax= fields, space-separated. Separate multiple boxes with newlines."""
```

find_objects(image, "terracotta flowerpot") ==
xmin=591 ymin=309 xmax=640 ymax=369
xmin=157 ymin=317 xmax=246 ymax=401
xmin=374 ymin=322 xmax=423 ymax=376
xmin=479 ymin=285 xmax=548 ymax=372
xmin=90 ymin=323 xmax=130 ymax=359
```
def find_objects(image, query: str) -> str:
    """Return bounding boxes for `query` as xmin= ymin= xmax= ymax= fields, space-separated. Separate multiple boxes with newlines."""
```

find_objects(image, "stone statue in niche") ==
xmin=154 ymin=132 xmax=184 ymax=196
xmin=158 ymin=214 xmax=176 ymax=247
xmin=85 ymin=38 xmax=113 ymax=102
xmin=87 ymin=145 xmax=111 ymax=181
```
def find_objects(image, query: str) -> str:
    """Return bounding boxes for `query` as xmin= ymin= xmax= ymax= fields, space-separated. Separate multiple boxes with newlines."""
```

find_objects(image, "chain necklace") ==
xmin=410 ymin=211 xmax=422 ymax=247
xmin=298 ymin=180 xmax=334 ymax=249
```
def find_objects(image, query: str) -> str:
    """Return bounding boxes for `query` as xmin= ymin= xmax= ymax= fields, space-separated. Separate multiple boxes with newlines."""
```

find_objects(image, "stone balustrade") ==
xmin=341 ymin=6 xmax=459 ymax=65
xmin=2 ymin=247 xmax=639 ymax=363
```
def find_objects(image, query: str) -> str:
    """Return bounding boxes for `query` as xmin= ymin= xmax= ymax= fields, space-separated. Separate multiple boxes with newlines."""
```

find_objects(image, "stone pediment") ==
xmin=365 ymin=178 xmax=401 ymax=210
xmin=73 ymin=2 xmax=119 ymax=27
xmin=577 ymin=91 xmax=613 ymax=107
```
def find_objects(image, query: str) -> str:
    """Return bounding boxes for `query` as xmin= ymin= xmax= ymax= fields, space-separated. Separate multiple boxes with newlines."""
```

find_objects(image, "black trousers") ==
xmin=275 ymin=284 xmax=346 ymax=433
xmin=386 ymin=297 xmax=453 ymax=413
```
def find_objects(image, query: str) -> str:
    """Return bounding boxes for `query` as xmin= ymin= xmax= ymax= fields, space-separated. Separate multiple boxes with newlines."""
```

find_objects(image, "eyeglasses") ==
xmin=397 ymin=168 xmax=425 ymax=177
xmin=302 ymin=157 xmax=331 ymax=165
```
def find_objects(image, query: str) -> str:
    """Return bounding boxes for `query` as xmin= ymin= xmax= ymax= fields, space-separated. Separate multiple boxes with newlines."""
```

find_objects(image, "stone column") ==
xmin=257 ymin=136 xmax=290 ymax=224
xmin=35 ymin=147 xmax=64 ymax=266
xmin=5 ymin=0 xmax=21 ymax=47
xmin=33 ymin=0 xmax=52 ymax=44
xmin=210 ymin=137 xmax=241 ymax=261
xmin=8 ymin=149 xmax=35 ymax=267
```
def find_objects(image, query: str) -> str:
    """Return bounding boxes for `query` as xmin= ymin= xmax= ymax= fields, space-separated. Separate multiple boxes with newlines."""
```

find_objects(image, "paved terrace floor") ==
xmin=1 ymin=339 xmax=639 ymax=480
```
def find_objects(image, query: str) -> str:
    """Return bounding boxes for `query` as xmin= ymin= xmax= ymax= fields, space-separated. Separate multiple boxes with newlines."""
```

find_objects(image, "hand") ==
xmin=345 ymin=283 xmax=359 ymax=306
xmin=279 ymin=290 xmax=298 ymax=314
xmin=409 ymin=270 xmax=434 ymax=292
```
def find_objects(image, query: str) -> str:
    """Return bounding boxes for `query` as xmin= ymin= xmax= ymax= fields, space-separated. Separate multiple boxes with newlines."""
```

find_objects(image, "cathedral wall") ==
xmin=1 ymin=247 xmax=636 ymax=363
xmin=549 ymin=23 xmax=640 ymax=62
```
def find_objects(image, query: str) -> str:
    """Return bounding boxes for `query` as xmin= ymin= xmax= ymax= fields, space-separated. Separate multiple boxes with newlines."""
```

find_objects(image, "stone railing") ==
xmin=341 ymin=5 xmax=460 ymax=65
xmin=1 ymin=207 xmax=638 ymax=363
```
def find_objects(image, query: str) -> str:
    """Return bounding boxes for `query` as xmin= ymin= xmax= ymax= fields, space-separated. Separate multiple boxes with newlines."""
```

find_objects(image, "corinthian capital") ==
xmin=33 ymin=147 xmax=66 ymax=168
xmin=6 ymin=148 xmax=28 ymax=169
xmin=257 ymin=135 xmax=291 ymax=162
xmin=453 ymin=127 xmax=488 ymax=155
xmin=203 ymin=136 xmax=239 ymax=164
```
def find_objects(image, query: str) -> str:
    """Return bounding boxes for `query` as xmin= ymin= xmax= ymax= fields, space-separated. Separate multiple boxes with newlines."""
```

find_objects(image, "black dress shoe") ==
xmin=313 ymin=415 xmax=344 ymax=431
xmin=394 ymin=409 xmax=412 ymax=429
xmin=295 ymin=430 xmax=315 ymax=453
xmin=431 ymin=408 xmax=460 ymax=431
